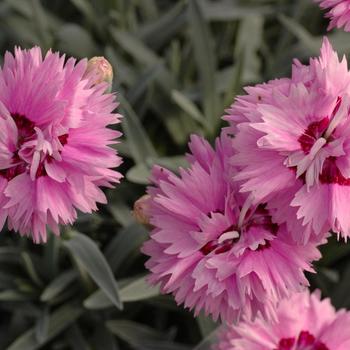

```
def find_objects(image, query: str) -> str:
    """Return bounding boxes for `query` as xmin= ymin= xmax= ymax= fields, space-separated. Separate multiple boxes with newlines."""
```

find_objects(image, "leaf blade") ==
xmin=6 ymin=304 xmax=83 ymax=350
xmin=64 ymin=233 xmax=122 ymax=310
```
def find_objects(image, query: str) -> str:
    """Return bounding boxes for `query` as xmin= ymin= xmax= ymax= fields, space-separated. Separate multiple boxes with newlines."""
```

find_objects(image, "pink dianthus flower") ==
xmin=214 ymin=290 xmax=350 ymax=350
xmin=227 ymin=38 xmax=350 ymax=242
xmin=315 ymin=0 xmax=350 ymax=31
xmin=0 ymin=47 xmax=122 ymax=243
xmin=142 ymin=133 xmax=321 ymax=323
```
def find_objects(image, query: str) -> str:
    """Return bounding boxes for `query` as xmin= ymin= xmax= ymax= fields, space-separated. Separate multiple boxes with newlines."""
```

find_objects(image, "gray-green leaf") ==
xmin=63 ymin=233 xmax=122 ymax=310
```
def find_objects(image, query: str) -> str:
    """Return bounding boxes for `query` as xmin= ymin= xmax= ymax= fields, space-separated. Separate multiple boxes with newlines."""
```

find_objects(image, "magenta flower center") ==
xmin=200 ymin=224 xmax=237 ymax=255
xmin=276 ymin=331 xmax=329 ymax=350
xmin=297 ymin=98 xmax=350 ymax=185
xmin=298 ymin=117 xmax=330 ymax=154
xmin=0 ymin=113 xmax=68 ymax=181
xmin=200 ymin=205 xmax=277 ymax=255
xmin=12 ymin=113 xmax=35 ymax=143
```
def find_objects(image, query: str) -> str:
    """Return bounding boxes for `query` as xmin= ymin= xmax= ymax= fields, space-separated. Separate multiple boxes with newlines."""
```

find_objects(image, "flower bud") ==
xmin=133 ymin=195 xmax=151 ymax=227
xmin=85 ymin=56 xmax=113 ymax=87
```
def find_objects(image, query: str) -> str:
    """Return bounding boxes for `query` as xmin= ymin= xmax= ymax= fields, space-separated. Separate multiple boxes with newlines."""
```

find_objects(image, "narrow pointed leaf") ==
xmin=40 ymin=270 xmax=77 ymax=302
xmin=6 ymin=304 xmax=83 ymax=350
xmin=188 ymin=0 xmax=219 ymax=132
xmin=64 ymin=233 xmax=122 ymax=310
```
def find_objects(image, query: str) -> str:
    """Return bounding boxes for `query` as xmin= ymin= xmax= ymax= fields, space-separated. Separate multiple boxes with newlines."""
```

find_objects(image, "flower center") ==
xmin=12 ymin=113 xmax=35 ymax=144
xmin=298 ymin=97 xmax=343 ymax=154
xmin=296 ymin=97 xmax=350 ymax=186
xmin=200 ymin=205 xmax=277 ymax=256
xmin=0 ymin=113 xmax=68 ymax=181
xmin=276 ymin=331 xmax=329 ymax=350
xmin=200 ymin=224 xmax=238 ymax=255
xmin=298 ymin=117 xmax=330 ymax=154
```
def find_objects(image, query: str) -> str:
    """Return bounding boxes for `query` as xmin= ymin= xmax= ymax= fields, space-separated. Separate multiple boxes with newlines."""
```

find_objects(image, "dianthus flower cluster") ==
xmin=142 ymin=36 xmax=350 ymax=337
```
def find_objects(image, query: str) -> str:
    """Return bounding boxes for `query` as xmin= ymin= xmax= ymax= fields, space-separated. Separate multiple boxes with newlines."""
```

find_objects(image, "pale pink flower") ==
xmin=0 ymin=47 xmax=122 ymax=243
xmin=142 ymin=133 xmax=321 ymax=323
xmin=315 ymin=0 xmax=350 ymax=31
xmin=214 ymin=289 xmax=350 ymax=350
xmin=227 ymin=38 xmax=350 ymax=241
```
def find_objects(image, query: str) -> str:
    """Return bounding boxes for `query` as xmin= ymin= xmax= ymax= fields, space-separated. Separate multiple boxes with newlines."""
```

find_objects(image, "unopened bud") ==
xmin=133 ymin=195 xmax=151 ymax=227
xmin=85 ymin=56 xmax=113 ymax=87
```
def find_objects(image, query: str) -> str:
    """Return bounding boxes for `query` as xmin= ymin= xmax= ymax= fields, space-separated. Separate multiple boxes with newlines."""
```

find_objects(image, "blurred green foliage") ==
xmin=0 ymin=0 xmax=349 ymax=349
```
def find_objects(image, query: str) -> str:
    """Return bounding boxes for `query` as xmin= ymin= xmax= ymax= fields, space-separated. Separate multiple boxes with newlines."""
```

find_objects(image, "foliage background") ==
xmin=0 ymin=0 xmax=348 ymax=349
